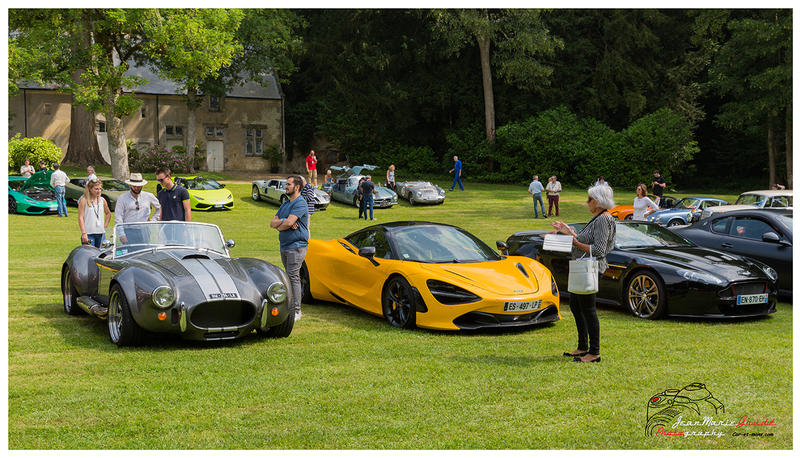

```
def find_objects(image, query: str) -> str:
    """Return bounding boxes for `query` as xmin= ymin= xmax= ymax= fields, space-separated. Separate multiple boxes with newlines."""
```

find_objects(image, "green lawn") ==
xmin=7 ymin=177 xmax=792 ymax=449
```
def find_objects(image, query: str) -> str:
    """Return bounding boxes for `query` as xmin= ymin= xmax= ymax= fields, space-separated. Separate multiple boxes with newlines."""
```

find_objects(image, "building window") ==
xmin=166 ymin=125 xmax=184 ymax=138
xmin=209 ymin=96 xmax=220 ymax=111
xmin=44 ymin=104 xmax=51 ymax=116
xmin=206 ymin=127 xmax=224 ymax=139
xmin=245 ymin=129 xmax=263 ymax=157
xmin=141 ymin=107 xmax=147 ymax=119
xmin=96 ymin=122 xmax=107 ymax=133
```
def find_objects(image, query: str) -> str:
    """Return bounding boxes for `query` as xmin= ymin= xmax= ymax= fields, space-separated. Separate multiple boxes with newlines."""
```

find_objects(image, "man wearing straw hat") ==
xmin=116 ymin=173 xmax=161 ymax=244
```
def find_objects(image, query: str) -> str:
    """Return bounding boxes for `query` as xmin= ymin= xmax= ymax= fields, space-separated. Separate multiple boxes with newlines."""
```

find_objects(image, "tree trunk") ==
xmin=104 ymin=88 xmax=129 ymax=181
xmin=65 ymin=98 xmax=106 ymax=167
xmin=766 ymin=117 xmax=777 ymax=187
xmin=786 ymin=103 xmax=793 ymax=189
xmin=477 ymin=18 xmax=495 ymax=144
xmin=186 ymin=88 xmax=197 ymax=173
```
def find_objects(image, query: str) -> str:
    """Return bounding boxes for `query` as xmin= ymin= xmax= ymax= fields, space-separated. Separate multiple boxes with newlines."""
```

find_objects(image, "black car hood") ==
xmin=625 ymin=245 xmax=768 ymax=282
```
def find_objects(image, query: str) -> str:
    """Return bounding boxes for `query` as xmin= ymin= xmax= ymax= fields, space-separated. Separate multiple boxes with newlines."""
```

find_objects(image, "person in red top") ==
xmin=305 ymin=150 xmax=318 ymax=187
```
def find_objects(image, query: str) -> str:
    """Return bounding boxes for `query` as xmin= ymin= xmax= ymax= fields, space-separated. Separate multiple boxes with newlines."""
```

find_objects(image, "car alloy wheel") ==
xmin=252 ymin=185 xmax=261 ymax=201
xmin=9 ymin=196 xmax=17 ymax=214
xmin=667 ymin=219 xmax=682 ymax=227
xmin=382 ymin=276 xmax=417 ymax=329
xmin=626 ymin=271 xmax=667 ymax=319
xmin=624 ymin=214 xmax=633 ymax=220
xmin=108 ymin=284 xmax=145 ymax=347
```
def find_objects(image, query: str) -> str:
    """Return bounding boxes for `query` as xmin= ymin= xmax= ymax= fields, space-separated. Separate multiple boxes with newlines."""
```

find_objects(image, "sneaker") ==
xmin=371 ymin=218 xmax=377 ymax=221
xmin=295 ymin=311 xmax=302 ymax=321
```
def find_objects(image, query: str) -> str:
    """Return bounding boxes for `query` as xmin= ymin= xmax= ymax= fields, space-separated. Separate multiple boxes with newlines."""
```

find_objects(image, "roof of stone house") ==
xmin=17 ymin=62 xmax=281 ymax=100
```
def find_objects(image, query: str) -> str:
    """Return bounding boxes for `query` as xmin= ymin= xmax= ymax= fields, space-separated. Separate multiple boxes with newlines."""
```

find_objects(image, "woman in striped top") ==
xmin=551 ymin=185 xmax=616 ymax=363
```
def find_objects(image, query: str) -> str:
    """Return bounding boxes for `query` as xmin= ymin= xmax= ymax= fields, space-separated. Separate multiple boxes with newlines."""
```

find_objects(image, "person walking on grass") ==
xmin=449 ymin=156 xmax=463 ymax=191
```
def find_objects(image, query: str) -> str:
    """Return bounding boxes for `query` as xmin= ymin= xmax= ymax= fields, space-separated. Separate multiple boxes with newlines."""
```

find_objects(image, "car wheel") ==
xmin=666 ymin=219 xmax=682 ymax=227
xmin=382 ymin=276 xmax=417 ymax=329
xmin=258 ymin=311 xmax=294 ymax=338
xmin=252 ymin=185 xmax=261 ymax=201
xmin=626 ymin=271 xmax=667 ymax=319
xmin=624 ymin=214 xmax=633 ymax=220
xmin=409 ymin=196 xmax=416 ymax=206
xmin=280 ymin=195 xmax=287 ymax=205
xmin=9 ymin=196 xmax=17 ymax=214
xmin=102 ymin=195 xmax=111 ymax=211
xmin=108 ymin=284 xmax=145 ymax=347
xmin=62 ymin=267 xmax=83 ymax=315
xmin=300 ymin=262 xmax=314 ymax=304
xmin=353 ymin=196 xmax=359 ymax=207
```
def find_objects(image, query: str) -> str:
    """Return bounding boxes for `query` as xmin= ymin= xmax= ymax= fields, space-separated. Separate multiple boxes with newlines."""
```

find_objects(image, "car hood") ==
xmin=417 ymin=258 xmax=540 ymax=295
xmin=189 ymin=188 xmax=233 ymax=202
xmin=626 ymin=246 xmax=769 ymax=282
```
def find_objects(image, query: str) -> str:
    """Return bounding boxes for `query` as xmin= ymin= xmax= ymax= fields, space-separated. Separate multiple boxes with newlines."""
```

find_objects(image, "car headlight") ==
xmin=761 ymin=265 xmax=778 ymax=282
xmin=194 ymin=195 xmax=205 ymax=201
xmin=227 ymin=194 xmax=233 ymax=199
xmin=152 ymin=286 xmax=175 ymax=308
xmin=677 ymin=269 xmax=726 ymax=286
xmin=551 ymin=276 xmax=559 ymax=296
xmin=438 ymin=189 xmax=445 ymax=196
xmin=415 ymin=191 xmax=422 ymax=197
xmin=267 ymin=282 xmax=287 ymax=303
xmin=427 ymin=280 xmax=481 ymax=305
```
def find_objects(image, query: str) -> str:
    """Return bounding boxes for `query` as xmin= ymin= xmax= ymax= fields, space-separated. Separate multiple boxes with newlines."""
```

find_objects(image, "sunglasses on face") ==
xmin=587 ymin=197 xmax=594 ymax=203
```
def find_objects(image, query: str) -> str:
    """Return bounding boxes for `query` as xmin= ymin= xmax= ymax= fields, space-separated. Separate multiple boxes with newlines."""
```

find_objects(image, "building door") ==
xmin=207 ymin=141 xmax=224 ymax=172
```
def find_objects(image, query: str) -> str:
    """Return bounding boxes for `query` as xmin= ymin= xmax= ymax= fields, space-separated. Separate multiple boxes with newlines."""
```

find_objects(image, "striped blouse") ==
xmin=571 ymin=211 xmax=617 ymax=274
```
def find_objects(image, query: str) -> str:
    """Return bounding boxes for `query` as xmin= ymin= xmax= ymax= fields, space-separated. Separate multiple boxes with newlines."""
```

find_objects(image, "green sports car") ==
xmin=8 ymin=176 xmax=58 ymax=215
xmin=23 ymin=171 xmax=131 ymax=211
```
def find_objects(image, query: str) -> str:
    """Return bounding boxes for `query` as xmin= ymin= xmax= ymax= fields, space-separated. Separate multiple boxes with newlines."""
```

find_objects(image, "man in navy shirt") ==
xmin=270 ymin=175 xmax=309 ymax=321
xmin=155 ymin=167 xmax=191 ymax=222
xmin=449 ymin=155 xmax=463 ymax=191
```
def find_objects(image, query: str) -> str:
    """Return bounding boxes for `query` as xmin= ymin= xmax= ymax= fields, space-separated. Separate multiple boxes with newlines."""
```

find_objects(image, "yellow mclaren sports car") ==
xmin=300 ymin=221 xmax=560 ymax=330
xmin=174 ymin=176 xmax=234 ymax=211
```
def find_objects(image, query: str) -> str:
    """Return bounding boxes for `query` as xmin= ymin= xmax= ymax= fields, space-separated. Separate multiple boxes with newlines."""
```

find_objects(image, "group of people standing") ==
xmin=527 ymin=175 xmax=562 ymax=218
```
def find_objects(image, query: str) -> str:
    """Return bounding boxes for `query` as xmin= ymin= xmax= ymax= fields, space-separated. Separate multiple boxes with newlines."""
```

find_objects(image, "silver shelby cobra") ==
xmin=61 ymin=221 xmax=294 ymax=346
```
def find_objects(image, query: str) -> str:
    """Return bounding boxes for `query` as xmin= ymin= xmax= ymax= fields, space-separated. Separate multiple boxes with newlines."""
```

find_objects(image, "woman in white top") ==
xmin=386 ymin=165 xmax=396 ymax=191
xmin=78 ymin=179 xmax=111 ymax=248
xmin=632 ymin=183 xmax=659 ymax=220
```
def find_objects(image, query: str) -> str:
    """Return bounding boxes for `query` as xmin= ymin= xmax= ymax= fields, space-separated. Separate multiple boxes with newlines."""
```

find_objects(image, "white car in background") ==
xmin=699 ymin=189 xmax=792 ymax=220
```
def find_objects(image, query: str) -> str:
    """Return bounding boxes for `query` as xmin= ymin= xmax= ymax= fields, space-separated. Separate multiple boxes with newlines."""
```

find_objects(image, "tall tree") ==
xmin=692 ymin=9 xmax=792 ymax=187
xmin=9 ymin=9 xmax=107 ymax=166
xmin=142 ymin=9 xmax=244 ymax=171
xmin=430 ymin=9 xmax=562 ymax=143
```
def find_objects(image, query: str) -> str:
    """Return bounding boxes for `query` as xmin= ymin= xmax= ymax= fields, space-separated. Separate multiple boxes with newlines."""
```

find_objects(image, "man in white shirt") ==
xmin=49 ymin=163 xmax=70 ymax=217
xmin=116 ymin=173 xmax=161 ymax=244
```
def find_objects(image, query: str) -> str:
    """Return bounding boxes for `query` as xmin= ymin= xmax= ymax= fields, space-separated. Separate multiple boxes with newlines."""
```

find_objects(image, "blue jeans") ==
xmin=54 ymin=186 xmax=68 ymax=216
xmin=363 ymin=194 xmax=374 ymax=219
xmin=85 ymin=233 xmax=105 ymax=248
xmin=450 ymin=174 xmax=463 ymax=191
xmin=280 ymin=245 xmax=308 ymax=314
xmin=532 ymin=193 xmax=545 ymax=217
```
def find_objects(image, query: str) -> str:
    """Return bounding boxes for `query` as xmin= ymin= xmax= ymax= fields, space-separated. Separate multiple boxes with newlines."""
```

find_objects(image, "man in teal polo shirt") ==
xmin=270 ymin=175 xmax=309 ymax=322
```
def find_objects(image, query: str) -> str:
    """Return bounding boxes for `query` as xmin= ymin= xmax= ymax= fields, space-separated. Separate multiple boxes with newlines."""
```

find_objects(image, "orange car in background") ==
xmin=610 ymin=195 xmax=677 ymax=220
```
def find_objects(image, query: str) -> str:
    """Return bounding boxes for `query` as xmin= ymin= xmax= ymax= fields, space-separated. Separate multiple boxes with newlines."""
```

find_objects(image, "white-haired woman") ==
xmin=551 ymin=184 xmax=616 ymax=363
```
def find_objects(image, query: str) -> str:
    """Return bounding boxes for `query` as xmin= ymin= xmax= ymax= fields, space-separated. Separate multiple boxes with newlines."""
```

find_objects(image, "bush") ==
xmin=8 ymin=134 xmax=62 ymax=174
xmin=128 ymin=144 xmax=203 ymax=174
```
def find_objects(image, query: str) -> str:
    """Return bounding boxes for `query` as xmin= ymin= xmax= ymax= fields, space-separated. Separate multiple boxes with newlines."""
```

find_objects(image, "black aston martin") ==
xmin=504 ymin=221 xmax=779 ymax=319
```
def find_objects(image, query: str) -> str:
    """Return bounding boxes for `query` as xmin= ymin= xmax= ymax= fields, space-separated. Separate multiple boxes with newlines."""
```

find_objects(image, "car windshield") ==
xmin=672 ymin=198 xmax=701 ymax=210
xmin=186 ymin=178 xmax=223 ymax=190
xmin=112 ymin=222 xmax=227 ymax=257
xmin=101 ymin=179 xmax=130 ymax=191
xmin=735 ymin=194 xmax=767 ymax=207
xmin=776 ymin=214 xmax=793 ymax=231
xmin=392 ymin=225 xmax=500 ymax=263
xmin=614 ymin=222 xmax=694 ymax=249
xmin=9 ymin=180 xmax=25 ymax=191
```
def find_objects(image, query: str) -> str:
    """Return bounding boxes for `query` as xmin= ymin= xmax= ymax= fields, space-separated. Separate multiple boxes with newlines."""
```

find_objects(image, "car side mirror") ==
xmin=496 ymin=240 xmax=509 ymax=256
xmin=226 ymin=239 xmax=236 ymax=249
xmin=220 ymin=183 xmax=226 ymax=188
xmin=761 ymin=232 xmax=789 ymax=246
xmin=359 ymin=246 xmax=380 ymax=266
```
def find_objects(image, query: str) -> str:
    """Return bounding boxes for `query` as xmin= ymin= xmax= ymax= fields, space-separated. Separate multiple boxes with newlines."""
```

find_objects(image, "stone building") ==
xmin=9 ymin=65 xmax=284 ymax=172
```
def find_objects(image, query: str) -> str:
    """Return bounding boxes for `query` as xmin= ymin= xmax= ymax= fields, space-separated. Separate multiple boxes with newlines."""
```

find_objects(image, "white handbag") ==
xmin=568 ymin=247 xmax=599 ymax=295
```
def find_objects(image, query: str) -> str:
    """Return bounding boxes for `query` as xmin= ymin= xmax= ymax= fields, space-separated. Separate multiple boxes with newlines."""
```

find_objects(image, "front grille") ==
xmin=191 ymin=301 xmax=256 ymax=328
xmin=718 ymin=282 xmax=769 ymax=300
xmin=453 ymin=305 xmax=560 ymax=330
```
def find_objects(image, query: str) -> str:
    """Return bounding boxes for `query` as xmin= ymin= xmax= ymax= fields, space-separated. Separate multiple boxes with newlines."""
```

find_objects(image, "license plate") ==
xmin=503 ymin=300 xmax=542 ymax=312
xmin=737 ymin=294 xmax=768 ymax=305
xmin=215 ymin=204 xmax=223 ymax=208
